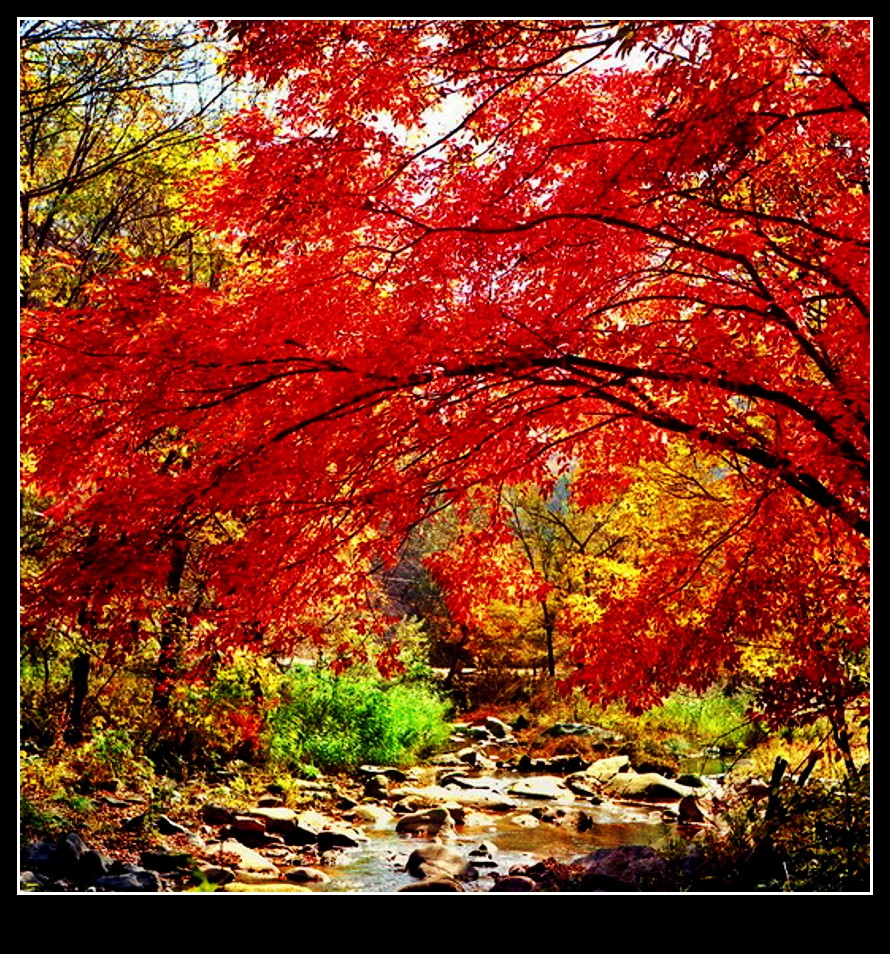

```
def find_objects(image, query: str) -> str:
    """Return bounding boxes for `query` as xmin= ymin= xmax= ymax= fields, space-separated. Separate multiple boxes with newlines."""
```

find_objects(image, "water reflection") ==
xmin=314 ymin=803 xmax=675 ymax=893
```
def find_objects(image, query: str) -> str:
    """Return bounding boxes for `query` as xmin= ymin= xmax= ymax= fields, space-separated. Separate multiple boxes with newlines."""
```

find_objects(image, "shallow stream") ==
xmin=314 ymin=785 xmax=677 ymax=893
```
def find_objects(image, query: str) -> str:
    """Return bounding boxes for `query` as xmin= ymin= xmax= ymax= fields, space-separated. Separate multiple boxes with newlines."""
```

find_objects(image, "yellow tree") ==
xmin=19 ymin=18 xmax=236 ymax=307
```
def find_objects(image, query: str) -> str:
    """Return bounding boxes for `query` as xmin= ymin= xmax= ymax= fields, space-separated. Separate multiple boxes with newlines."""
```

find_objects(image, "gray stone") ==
xmin=406 ymin=843 xmax=472 ymax=881
xmin=428 ymin=753 xmax=466 ymax=767
xmin=24 ymin=839 xmax=59 ymax=873
xmin=20 ymin=871 xmax=47 ymax=891
xmin=573 ymin=845 xmax=668 ymax=891
xmin=362 ymin=774 xmax=390 ymax=800
xmin=678 ymin=794 xmax=707 ymax=824
xmin=204 ymin=838 xmax=281 ymax=874
xmin=543 ymin=722 xmax=623 ymax=743
xmin=467 ymin=842 xmax=498 ymax=869
xmin=465 ymin=725 xmax=495 ymax=741
xmin=78 ymin=848 xmax=113 ymax=882
xmin=285 ymin=866 xmax=331 ymax=884
xmin=140 ymin=848 xmax=194 ymax=873
xmin=483 ymin=716 xmax=511 ymax=739
xmin=287 ymin=822 xmax=321 ymax=846
xmin=438 ymin=772 xmax=490 ymax=789
xmin=101 ymin=795 xmax=133 ymax=808
xmin=399 ymin=876 xmax=464 ymax=892
xmin=676 ymin=774 xmax=705 ymax=788
xmin=347 ymin=803 xmax=393 ymax=828
xmin=58 ymin=832 xmax=88 ymax=872
xmin=518 ymin=754 xmax=590 ymax=773
xmin=490 ymin=875 xmax=537 ymax=892
xmin=395 ymin=806 xmax=456 ymax=838
xmin=317 ymin=826 xmax=365 ymax=850
xmin=390 ymin=784 xmax=518 ymax=812
xmin=92 ymin=869 xmax=162 ymax=892
xmin=249 ymin=806 xmax=299 ymax=836
xmin=604 ymin=772 xmax=694 ymax=802
xmin=257 ymin=795 xmax=284 ymax=807
xmin=194 ymin=864 xmax=235 ymax=886
xmin=155 ymin=814 xmax=191 ymax=836
xmin=582 ymin=755 xmax=631 ymax=782
xmin=507 ymin=775 xmax=573 ymax=801
xmin=201 ymin=803 xmax=236 ymax=825
xmin=565 ymin=776 xmax=602 ymax=800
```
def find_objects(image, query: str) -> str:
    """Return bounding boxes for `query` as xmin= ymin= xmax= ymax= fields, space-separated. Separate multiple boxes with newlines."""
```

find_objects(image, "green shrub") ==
xmin=637 ymin=686 xmax=766 ymax=753
xmin=266 ymin=666 xmax=451 ymax=772
xmin=20 ymin=796 xmax=66 ymax=839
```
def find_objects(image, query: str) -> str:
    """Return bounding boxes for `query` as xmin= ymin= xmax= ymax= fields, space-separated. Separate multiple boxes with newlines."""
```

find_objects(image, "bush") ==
xmin=266 ymin=666 xmax=451 ymax=773
xmin=636 ymin=686 xmax=765 ymax=752
xmin=681 ymin=771 xmax=870 ymax=892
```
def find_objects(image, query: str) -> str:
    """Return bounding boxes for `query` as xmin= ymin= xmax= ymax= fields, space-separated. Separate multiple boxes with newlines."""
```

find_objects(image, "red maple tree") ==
xmin=21 ymin=20 xmax=869 ymax=725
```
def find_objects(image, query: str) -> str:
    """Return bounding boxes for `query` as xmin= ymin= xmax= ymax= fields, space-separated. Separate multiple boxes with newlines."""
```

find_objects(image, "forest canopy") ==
xmin=20 ymin=19 xmax=870 ymax=730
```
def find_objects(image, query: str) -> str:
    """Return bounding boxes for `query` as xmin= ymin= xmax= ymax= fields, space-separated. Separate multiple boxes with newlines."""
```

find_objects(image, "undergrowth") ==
xmin=265 ymin=665 xmax=452 ymax=773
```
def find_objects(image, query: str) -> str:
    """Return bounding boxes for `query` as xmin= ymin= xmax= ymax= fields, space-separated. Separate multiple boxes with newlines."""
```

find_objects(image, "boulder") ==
xmin=248 ymin=806 xmax=300 ymax=838
xmin=582 ymin=755 xmax=631 ymax=782
xmin=676 ymin=774 xmax=705 ymax=788
xmin=257 ymin=795 xmax=285 ymax=807
xmin=438 ymin=773 xmax=497 ymax=790
xmin=564 ymin=776 xmax=602 ymax=800
xmin=482 ymin=716 xmax=512 ymax=739
xmin=23 ymin=832 xmax=96 ymax=882
xmin=193 ymin=865 xmax=235 ymax=887
xmin=390 ymin=784 xmax=518 ymax=812
xmin=317 ymin=826 xmax=366 ymax=851
xmin=285 ymin=866 xmax=331 ymax=884
xmin=92 ymin=868 xmax=162 ymax=892
xmin=467 ymin=842 xmax=498 ymax=869
xmin=572 ymin=845 xmax=668 ymax=891
xmin=203 ymin=838 xmax=281 ymax=875
xmin=362 ymin=774 xmax=390 ymax=800
xmin=155 ymin=814 xmax=191 ymax=836
xmin=507 ymin=775 xmax=573 ymax=801
xmin=406 ymin=843 xmax=472 ymax=881
xmin=543 ymin=722 xmax=624 ymax=744
xmin=678 ymin=794 xmax=707 ymax=825
xmin=395 ymin=807 xmax=456 ymax=838
xmin=464 ymin=725 xmax=495 ymax=742
xmin=223 ymin=881 xmax=311 ymax=893
xmin=201 ymin=803 xmax=237 ymax=826
xmin=78 ymin=848 xmax=113 ymax=883
xmin=603 ymin=772 xmax=694 ymax=802
xmin=20 ymin=871 xmax=47 ymax=891
xmin=140 ymin=848 xmax=195 ymax=873
xmin=490 ymin=875 xmax=537 ymax=892
xmin=399 ymin=876 xmax=464 ymax=892
xmin=347 ymin=804 xmax=393 ymax=828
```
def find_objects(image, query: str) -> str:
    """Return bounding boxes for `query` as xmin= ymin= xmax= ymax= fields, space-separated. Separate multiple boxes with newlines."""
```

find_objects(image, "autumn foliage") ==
xmin=21 ymin=21 xmax=869 ymax=725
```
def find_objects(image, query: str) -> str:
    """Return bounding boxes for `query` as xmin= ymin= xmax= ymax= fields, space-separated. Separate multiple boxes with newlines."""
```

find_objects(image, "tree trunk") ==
xmin=443 ymin=626 xmax=470 ymax=690
xmin=541 ymin=601 xmax=555 ymax=678
xmin=829 ymin=709 xmax=858 ymax=779
xmin=63 ymin=652 xmax=90 ymax=744
xmin=151 ymin=534 xmax=189 ymax=710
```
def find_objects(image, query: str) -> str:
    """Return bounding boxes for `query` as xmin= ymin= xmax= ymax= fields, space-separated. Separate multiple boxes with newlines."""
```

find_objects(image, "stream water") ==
xmin=312 ymin=783 xmax=678 ymax=893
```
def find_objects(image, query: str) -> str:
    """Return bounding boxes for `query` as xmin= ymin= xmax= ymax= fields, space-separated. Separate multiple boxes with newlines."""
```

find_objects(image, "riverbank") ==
xmin=20 ymin=714 xmax=870 ymax=893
